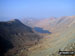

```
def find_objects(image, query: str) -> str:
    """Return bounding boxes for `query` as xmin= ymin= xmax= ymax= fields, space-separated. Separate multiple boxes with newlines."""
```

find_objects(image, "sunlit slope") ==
xmin=34 ymin=16 xmax=75 ymax=33
xmin=52 ymin=16 xmax=75 ymax=33
xmin=28 ymin=16 xmax=75 ymax=56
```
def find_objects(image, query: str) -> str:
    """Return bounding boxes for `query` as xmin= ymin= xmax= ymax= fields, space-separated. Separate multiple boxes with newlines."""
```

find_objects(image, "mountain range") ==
xmin=0 ymin=16 xmax=75 ymax=56
xmin=21 ymin=16 xmax=75 ymax=56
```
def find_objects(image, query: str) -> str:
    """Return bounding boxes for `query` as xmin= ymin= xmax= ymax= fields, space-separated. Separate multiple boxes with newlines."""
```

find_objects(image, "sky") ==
xmin=0 ymin=0 xmax=75 ymax=21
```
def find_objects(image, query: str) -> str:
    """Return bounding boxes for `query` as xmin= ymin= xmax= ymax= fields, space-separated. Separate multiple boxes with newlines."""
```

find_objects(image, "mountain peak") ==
xmin=9 ymin=19 xmax=20 ymax=22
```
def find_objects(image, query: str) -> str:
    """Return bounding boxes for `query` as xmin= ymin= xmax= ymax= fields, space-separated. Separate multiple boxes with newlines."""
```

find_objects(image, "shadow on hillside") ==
xmin=34 ymin=27 xmax=51 ymax=34
xmin=0 ymin=36 xmax=13 ymax=56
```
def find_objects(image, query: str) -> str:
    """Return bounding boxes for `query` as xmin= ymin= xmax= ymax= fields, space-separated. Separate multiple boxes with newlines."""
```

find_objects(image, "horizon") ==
xmin=0 ymin=0 xmax=75 ymax=21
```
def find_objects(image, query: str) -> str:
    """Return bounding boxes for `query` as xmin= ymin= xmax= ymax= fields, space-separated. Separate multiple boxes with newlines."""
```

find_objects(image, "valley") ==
xmin=0 ymin=16 xmax=75 ymax=56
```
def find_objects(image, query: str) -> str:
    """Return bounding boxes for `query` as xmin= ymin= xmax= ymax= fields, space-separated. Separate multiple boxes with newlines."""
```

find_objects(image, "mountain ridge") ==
xmin=0 ymin=19 xmax=41 ymax=56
